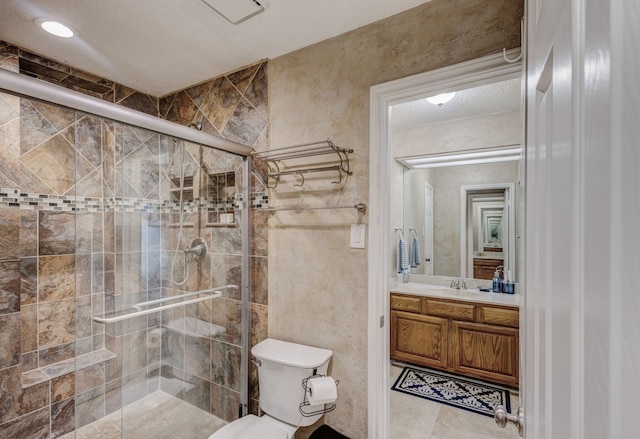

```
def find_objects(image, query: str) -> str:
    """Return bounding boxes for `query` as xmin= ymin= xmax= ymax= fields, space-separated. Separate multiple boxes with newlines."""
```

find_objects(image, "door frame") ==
xmin=460 ymin=183 xmax=516 ymax=279
xmin=424 ymin=181 xmax=434 ymax=275
xmin=367 ymin=51 xmax=521 ymax=437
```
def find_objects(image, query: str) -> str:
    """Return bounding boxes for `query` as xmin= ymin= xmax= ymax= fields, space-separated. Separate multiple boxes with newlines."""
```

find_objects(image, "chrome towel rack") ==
xmin=263 ymin=203 xmax=366 ymax=214
xmin=92 ymin=285 xmax=237 ymax=324
xmin=252 ymin=139 xmax=353 ymax=189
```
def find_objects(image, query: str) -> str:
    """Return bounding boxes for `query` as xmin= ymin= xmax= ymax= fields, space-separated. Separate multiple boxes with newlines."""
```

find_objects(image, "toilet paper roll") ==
xmin=147 ymin=328 xmax=166 ymax=349
xmin=307 ymin=376 xmax=337 ymax=405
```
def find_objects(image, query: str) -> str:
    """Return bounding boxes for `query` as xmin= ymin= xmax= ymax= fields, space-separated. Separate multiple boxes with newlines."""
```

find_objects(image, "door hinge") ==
xmin=379 ymin=315 xmax=385 ymax=328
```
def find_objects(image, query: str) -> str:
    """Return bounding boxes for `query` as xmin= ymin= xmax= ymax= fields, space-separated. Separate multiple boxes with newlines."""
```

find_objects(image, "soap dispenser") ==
xmin=492 ymin=266 xmax=504 ymax=293
xmin=503 ymin=270 xmax=515 ymax=294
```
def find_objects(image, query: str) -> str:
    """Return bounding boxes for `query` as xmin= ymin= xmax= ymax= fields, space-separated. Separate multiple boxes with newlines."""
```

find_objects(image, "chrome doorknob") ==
xmin=494 ymin=405 xmax=524 ymax=437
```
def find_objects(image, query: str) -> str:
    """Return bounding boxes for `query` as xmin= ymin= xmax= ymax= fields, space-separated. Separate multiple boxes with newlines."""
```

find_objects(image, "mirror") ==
xmin=391 ymin=76 xmax=521 ymax=281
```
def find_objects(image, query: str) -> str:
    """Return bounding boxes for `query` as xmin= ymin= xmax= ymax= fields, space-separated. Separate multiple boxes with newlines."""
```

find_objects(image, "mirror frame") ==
xmin=367 ymin=50 xmax=522 ymax=437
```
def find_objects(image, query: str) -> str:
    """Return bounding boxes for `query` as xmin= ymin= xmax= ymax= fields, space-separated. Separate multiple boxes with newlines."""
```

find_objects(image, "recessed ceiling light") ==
xmin=35 ymin=18 xmax=76 ymax=38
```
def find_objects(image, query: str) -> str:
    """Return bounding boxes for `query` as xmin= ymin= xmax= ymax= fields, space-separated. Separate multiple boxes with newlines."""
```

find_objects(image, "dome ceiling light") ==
xmin=426 ymin=92 xmax=456 ymax=107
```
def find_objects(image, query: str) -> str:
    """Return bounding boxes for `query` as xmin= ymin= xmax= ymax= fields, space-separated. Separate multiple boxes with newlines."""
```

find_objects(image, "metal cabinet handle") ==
xmin=494 ymin=405 xmax=524 ymax=437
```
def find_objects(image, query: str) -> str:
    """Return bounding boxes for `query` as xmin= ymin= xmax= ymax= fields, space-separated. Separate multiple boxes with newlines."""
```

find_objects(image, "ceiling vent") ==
xmin=200 ymin=0 xmax=266 ymax=24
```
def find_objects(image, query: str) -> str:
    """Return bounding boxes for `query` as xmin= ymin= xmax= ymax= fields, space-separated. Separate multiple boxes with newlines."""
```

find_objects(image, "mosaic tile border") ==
xmin=0 ymin=188 xmax=268 ymax=213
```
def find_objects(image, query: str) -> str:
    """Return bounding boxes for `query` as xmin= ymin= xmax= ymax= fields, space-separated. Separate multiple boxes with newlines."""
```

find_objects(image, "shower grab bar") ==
xmin=132 ymin=285 xmax=238 ymax=310
xmin=92 ymin=293 xmax=221 ymax=324
xmin=92 ymin=286 xmax=236 ymax=324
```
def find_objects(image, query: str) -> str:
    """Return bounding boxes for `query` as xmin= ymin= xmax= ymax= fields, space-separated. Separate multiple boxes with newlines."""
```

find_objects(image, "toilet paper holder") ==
xmin=299 ymin=374 xmax=340 ymax=417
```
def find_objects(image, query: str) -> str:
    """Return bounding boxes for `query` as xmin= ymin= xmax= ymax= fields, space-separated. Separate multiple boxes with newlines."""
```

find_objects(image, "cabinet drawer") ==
xmin=481 ymin=306 xmax=519 ymax=328
xmin=424 ymin=299 xmax=475 ymax=321
xmin=391 ymin=294 xmax=422 ymax=313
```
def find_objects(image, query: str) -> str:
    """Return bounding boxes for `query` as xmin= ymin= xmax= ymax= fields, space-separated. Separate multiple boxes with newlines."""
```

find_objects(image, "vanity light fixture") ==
xmin=35 ymin=18 xmax=76 ymax=38
xmin=398 ymin=146 xmax=521 ymax=169
xmin=426 ymin=92 xmax=456 ymax=107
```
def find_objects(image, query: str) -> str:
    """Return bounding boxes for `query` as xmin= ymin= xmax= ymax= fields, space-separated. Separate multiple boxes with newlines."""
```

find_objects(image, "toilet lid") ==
xmin=208 ymin=414 xmax=293 ymax=439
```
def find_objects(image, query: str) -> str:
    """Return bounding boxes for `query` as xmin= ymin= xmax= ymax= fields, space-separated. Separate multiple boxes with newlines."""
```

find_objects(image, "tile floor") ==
xmin=390 ymin=364 xmax=520 ymax=439
xmin=59 ymin=368 xmax=519 ymax=439
xmin=59 ymin=391 xmax=226 ymax=439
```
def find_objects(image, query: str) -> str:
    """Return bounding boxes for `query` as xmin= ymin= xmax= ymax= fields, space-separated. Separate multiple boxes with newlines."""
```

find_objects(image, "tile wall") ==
xmin=0 ymin=41 xmax=269 ymax=438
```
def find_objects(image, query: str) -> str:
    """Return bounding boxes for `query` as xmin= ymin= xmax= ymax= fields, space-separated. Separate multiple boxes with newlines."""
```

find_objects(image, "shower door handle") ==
xmin=494 ymin=405 xmax=524 ymax=437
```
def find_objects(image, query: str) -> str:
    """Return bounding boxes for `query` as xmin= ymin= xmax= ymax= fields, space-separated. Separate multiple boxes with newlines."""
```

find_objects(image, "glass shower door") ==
xmin=72 ymin=117 xmax=247 ymax=438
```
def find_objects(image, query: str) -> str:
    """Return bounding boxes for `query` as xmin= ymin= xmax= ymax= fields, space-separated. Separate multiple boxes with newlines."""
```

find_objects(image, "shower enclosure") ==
xmin=0 ymin=69 xmax=251 ymax=438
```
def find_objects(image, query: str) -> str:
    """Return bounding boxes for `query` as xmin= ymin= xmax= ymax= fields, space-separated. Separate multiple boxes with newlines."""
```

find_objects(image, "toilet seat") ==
xmin=208 ymin=414 xmax=298 ymax=439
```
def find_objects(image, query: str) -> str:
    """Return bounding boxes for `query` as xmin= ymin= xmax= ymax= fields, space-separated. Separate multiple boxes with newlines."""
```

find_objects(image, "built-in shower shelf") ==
xmin=205 ymin=222 xmax=236 ymax=228
xmin=168 ymin=222 xmax=195 ymax=228
xmin=21 ymin=348 xmax=116 ymax=389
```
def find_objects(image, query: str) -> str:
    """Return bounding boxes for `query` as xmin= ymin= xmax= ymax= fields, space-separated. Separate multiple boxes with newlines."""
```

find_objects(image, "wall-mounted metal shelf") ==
xmin=252 ymin=139 xmax=353 ymax=189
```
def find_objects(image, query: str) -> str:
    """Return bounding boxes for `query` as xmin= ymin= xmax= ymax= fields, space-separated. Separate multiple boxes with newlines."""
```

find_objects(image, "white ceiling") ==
xmin=391 ymin=78 xmax=521 ymax=131
xmin=0 ymin=0 xmax=431 ymax=97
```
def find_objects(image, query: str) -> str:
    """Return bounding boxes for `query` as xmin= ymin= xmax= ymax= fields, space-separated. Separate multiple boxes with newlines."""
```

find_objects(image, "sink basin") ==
xmin=438 ymin=288 xmax=483 ymax=299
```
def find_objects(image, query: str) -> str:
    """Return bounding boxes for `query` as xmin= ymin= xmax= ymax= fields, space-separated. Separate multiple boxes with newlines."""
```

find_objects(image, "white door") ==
xmin=522 ymin=0 xmax=640 ymax=438
xmin=423 ymin=182 xmax=434 ymax=275
xmin=525 ymin=0 xmax=578 ymax=436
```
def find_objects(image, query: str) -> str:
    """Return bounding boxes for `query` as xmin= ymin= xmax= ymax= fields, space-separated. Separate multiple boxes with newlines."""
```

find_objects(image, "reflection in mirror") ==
xmin=462 ymin=181 xmax=516 ymax=280
xmin=392 ymin=77 xmax=521 ymax=282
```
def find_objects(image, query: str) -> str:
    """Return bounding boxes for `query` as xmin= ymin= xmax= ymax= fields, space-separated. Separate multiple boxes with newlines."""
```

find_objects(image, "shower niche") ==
xmin=206 ymin=171 xmax=237 ymax=227
xmin=168 ymin=170 xmax=238 ymax=227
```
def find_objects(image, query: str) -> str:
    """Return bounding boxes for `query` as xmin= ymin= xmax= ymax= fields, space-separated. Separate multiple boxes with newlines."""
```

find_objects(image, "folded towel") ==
xmin=398 ymin=238 xmax=409 ymax=274
xmin=410 ymin=237 xmax=421 ymax=268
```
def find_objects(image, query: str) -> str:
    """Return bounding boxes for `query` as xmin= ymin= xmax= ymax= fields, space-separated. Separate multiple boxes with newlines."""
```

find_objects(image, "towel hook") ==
xmin=409 ymin=227 xmax=418 ymax=239
xmin=503 ymin=48 xmax=522 ymax=63
xmin=294 ymin=171 xmax=305 ymax=187
xmin=503 ymin=17 xmax=524 ymax=64
xmin=394 ymin=227 xmax=404 ymax=239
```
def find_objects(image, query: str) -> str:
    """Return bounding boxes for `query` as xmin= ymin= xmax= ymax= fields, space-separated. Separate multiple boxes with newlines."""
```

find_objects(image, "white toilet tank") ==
xmin=251 ymin=339 xmax=333 ymax=427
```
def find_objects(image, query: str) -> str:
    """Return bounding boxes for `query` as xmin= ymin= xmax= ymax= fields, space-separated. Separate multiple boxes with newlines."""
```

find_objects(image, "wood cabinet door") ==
xmin=450 ymin=320 xmax=519 ymax=387
xmin=390 ymin=310 xmax=448 ymax=369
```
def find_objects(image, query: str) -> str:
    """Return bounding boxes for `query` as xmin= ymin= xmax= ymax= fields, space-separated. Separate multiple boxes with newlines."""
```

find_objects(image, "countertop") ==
xmin=390 ymin=282 xmax=520 ymax=307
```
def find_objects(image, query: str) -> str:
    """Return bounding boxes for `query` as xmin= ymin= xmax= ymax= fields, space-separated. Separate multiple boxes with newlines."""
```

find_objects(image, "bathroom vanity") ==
xmin=390 ymin=284 xmax=520 ymax=387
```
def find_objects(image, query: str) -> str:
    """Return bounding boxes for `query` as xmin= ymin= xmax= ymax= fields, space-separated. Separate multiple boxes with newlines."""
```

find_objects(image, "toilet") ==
xmin=208 ymin=338 xmax=334 ymax=439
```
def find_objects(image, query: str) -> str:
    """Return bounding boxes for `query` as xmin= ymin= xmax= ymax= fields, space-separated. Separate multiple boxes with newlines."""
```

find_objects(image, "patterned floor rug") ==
xmin=391 ymin=366 xmax=511 ymax=418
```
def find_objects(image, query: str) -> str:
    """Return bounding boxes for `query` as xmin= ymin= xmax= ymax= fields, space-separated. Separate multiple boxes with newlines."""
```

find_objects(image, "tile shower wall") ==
xmin=0 ymin=41 xmax=269 ymax=438
xmin=160 ymin=61 xmax=270 ymax=416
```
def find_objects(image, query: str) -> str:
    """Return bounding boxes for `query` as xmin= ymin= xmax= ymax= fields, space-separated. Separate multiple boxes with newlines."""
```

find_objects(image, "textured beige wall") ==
xmin=267 ymin=1 xmax=522 ymax=437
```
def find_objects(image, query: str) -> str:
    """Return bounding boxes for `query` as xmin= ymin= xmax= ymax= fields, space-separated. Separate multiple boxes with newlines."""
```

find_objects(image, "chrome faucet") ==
xmin=449 ymin=278 xmax=468 ymax=289
xmin=184 ymin=238 xmax=207 ymax=262
xmin=185 ymin=244 xmax=205 ymax=257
